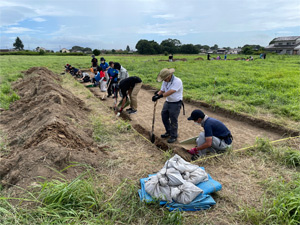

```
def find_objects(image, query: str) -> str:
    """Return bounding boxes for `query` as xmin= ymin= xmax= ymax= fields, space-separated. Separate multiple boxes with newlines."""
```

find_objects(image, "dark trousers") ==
xmin=161 ymin=101 xmax=182 ymax=138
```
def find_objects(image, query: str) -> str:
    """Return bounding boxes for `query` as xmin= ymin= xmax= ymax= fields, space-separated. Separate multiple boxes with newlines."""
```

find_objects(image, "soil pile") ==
xmin=0 ymin=67 xmax=106 ymax=190
xmin=158 ymin=58 xmax=187 ymax=62
xmin=194 ymin=57 xmax=204 ymax=60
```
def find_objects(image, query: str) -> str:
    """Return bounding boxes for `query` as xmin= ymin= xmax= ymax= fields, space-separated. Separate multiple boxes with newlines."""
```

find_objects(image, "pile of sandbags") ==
xmin=144 ymin=154 xmax=208 ymax=204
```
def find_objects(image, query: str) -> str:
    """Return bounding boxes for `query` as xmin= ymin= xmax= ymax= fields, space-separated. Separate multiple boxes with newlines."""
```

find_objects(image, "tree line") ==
xmin=10 ymin=36 xmax=265 ymax=56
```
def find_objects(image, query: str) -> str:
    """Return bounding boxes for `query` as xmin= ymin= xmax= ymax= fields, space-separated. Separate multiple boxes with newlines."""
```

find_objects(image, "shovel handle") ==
xmin=151 ymin=101 xmax=157 ymax=132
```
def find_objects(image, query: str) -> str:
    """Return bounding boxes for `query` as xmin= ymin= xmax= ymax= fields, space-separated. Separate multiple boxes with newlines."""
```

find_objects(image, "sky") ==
xmin=0 ymin=0 xmax=299 ymax=51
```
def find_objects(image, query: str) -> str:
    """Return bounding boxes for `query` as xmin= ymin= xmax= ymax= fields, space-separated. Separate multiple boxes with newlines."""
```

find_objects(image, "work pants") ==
xmin=161 ymin=101 xmax=182 ymax=138
xmin=196 ymin=132 xmax=231 ymax=156
xmin=129 ymin=82 xmax=142 ymax=110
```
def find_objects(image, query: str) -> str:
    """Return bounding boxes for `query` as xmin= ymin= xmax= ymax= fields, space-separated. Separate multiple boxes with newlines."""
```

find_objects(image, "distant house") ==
xmin=227 ymin=48 xmax=241 ymax=54
xmin=217 ymin=48 xmax=227 ymax=54
xmin=265 ymin=36 xmax=300 ymax=55
xmin=61 ymin=48 xmax=70 ymax=53
xmin=36 ymin=47 xmax=46 ymax=52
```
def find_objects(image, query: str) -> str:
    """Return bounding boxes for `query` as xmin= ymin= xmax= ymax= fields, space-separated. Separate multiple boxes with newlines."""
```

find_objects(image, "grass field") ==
xmin=0 ymin=54 xmax=299 ymax=129
xmin=0 ymin=62 xmax=300 ymax=224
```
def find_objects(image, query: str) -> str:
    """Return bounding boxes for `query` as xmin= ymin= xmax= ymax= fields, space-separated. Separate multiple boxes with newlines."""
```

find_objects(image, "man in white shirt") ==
xmin=152 ymin=68 xmax=183 ymax=143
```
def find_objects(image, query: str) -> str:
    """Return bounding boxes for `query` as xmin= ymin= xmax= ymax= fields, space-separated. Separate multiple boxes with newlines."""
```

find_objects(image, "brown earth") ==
xmin=158 ymin=58 xmax=187 ymax=62
xmin=85 ymin=78 xmax=290 ymax=154
xmin=0 ymin=67 xmax=108 ymax=191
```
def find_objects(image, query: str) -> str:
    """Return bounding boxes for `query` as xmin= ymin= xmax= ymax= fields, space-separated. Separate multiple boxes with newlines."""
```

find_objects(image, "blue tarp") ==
xmin=138 ymin=167 xmax=222 ymax=211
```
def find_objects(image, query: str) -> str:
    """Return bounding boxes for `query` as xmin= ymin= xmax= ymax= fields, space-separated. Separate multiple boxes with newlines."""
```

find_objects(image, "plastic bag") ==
xmin=145 ymin=175 xmax=172 ymax=202
xmin=171 ymin=182 xmax=203 ymax=204
xmin=164 ymin=154 xmax=199 ymax=173
xmin=182 ymin=168 xmax=208 ymax=184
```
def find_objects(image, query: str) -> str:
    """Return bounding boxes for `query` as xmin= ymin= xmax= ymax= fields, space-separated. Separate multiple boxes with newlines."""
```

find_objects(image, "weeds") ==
xmin=0 ymin=167 xmax=183 ymax=224
xmin=255 ymin=138 xmax=300 ymax=168
xmin=241 ymin=175 xmax=300 ymax=225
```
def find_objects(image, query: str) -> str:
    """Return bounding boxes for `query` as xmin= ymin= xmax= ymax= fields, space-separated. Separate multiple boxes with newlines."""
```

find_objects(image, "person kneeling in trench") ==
xmin=187 ymin=109 xmax=233 ymax=160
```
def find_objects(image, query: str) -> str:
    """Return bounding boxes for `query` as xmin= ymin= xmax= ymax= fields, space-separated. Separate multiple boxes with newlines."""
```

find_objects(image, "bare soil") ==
xmin=0 ymin=67 xmax=108 ymax=191
xmin=86 ymin=79 xmax=286 ymax=153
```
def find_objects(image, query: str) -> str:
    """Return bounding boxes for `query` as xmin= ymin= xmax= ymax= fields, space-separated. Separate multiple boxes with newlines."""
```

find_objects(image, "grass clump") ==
xmin=241 ymin=175 xmax=300 ymax=225
xmin=0 ymin=167 xmax=183 ymax=224
xmin=255 ymin=137 xmax=300 ymax=168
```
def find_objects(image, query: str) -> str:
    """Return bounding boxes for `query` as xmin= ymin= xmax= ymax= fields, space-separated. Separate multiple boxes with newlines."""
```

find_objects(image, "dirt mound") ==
xmin=158 ymin=58 xmax=187 ymax=62
xmin=0 ymin=67 xmax=106 ymax=190
xmin=194 ymin=57 xmax=204 ymax=60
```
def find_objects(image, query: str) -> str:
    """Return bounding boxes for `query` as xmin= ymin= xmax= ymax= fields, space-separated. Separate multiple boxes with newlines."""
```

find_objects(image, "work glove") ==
xmin=152 ymin=94 xmax=163 ymax=102
xmin=188 ymin=147 xmax=198 ymax=155
xmin=154 ymin=90 xmax=159 ymax=95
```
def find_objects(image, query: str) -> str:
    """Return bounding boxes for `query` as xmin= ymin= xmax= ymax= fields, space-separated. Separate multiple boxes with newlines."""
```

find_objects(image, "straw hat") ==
xmin=157 ymin=68 xmax=175 ymax=82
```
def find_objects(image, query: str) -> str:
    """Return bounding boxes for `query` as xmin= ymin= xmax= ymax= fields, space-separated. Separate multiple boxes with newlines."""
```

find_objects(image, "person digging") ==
xmin=152 ymin=68 xmax=183 ymax=144
xmin=116 ymin=76 xmax=143 ymax=115
xmin=187 ymin=109 xmax=233 ymax=161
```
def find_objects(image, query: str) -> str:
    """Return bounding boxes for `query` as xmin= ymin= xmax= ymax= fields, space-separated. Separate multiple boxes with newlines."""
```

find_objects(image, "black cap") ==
xmin=100 ymin=57 xmax=105 ymax=61
xmin=114 ymin=62 xmax=121 ymax=70
xmin=187 ymin=109 xmax=205 ymax=121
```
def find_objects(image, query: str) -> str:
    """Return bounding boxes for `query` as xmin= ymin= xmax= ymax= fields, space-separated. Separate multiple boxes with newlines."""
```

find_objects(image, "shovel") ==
xmin=150 ymin=101 xmax=158 ymax=143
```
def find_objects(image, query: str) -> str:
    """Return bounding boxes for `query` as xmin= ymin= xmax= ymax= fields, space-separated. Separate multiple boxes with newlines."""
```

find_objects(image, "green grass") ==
xmin=238 ymin=138 xmax=300 ymax=225
xmin=241 ymin=175 xmax=300 ymax=225
xmin=0 ymin=166 xmax=182 ymax=225
xmin=0 ymin=54 xmax=299 ymax=122
xmin=255 ymin=138 xmax=300 ymax=168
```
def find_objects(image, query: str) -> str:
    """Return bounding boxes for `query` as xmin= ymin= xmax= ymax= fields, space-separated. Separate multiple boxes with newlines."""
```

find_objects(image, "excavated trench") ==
xmin=78 ymin=71 xmax=299 ymax=161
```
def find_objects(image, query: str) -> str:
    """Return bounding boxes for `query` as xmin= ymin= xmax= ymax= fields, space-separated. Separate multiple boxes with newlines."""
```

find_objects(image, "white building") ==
xmin=61 ymin=48 xmax=70 ymax=53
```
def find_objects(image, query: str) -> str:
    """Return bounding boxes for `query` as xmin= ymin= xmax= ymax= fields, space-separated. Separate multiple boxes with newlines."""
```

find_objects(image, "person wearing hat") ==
xmin=187 ymin=109 xmax=233 ymax=160
xmin=152 ymin=68 xmax=183 ymax=143
xmin=91 ymin=55 xmax=98 ymax=72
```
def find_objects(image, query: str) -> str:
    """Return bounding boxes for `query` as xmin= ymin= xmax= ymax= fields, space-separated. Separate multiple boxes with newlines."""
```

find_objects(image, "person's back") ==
xmin=203 ymin=117 xmax=232 ymax=145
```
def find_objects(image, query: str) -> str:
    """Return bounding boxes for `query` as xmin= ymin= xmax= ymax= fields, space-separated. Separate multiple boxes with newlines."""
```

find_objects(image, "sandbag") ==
xmin=164 ymin=154 xmax=199 ymax=173
xmin=144 ymin=175 xmax=172 ymax=202
xmin=158 ymin=167 xmax=185 ymax=186
xmin=182 ymin=168 xmax=208 ymax=184
xmin=171 ymin=182 xmax=203 ymax=204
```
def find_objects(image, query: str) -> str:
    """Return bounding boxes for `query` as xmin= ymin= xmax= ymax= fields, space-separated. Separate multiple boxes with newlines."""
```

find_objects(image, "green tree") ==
xmin=13 ymin=37 xmax=24 ymax=50
xmin=202 ymin=45 xmax=210 ymax=51
xmin=135 ymin=39 xmax=159 ymax=54
xmin=210 ymin=44 xmax=218 ymax=50
xmin=242 ymin=45 xmax=253 ymax=54
xmin=126 ymin=45 xmax=130 ymax=51
xmin=180 ymin=44 xmax=199 ymax=54
xmin=93 ymin=49 xmax=101 ymax=56
xmin=160 ymin=38 xmax=181 ymax=54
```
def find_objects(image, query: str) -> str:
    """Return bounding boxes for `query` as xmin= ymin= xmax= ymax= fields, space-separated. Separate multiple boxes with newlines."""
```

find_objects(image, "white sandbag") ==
xmin=171 ymin=182 xmax=203 ymax=204
xmin=182 ymin=168 xmax=208 ymax=184
xmin=145 ymin=175 xmax=172 ymax=202
xmin=164 ymin=154 xmax=199 ymax=173
xmin=166 ymin=168 xmax=185 ymax=186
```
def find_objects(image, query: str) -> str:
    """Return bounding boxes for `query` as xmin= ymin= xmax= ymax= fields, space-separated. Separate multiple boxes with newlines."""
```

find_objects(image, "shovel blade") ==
xmin=150 ymin=133 xmax=155 ymax=143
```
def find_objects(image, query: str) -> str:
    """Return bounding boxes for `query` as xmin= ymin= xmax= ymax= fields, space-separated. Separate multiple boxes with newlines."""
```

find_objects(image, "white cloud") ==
xmin=3 ymin=27 xmax=36 ymax=34
xmin=152 ymin=14 xmax=175 ymax=19
xmin=32 ymin=17 xmax=46 ymax=22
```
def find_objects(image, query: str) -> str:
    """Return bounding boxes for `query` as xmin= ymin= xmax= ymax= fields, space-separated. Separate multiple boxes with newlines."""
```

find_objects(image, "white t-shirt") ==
xmin=161 ymin=75 xmax=183 ymax=102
